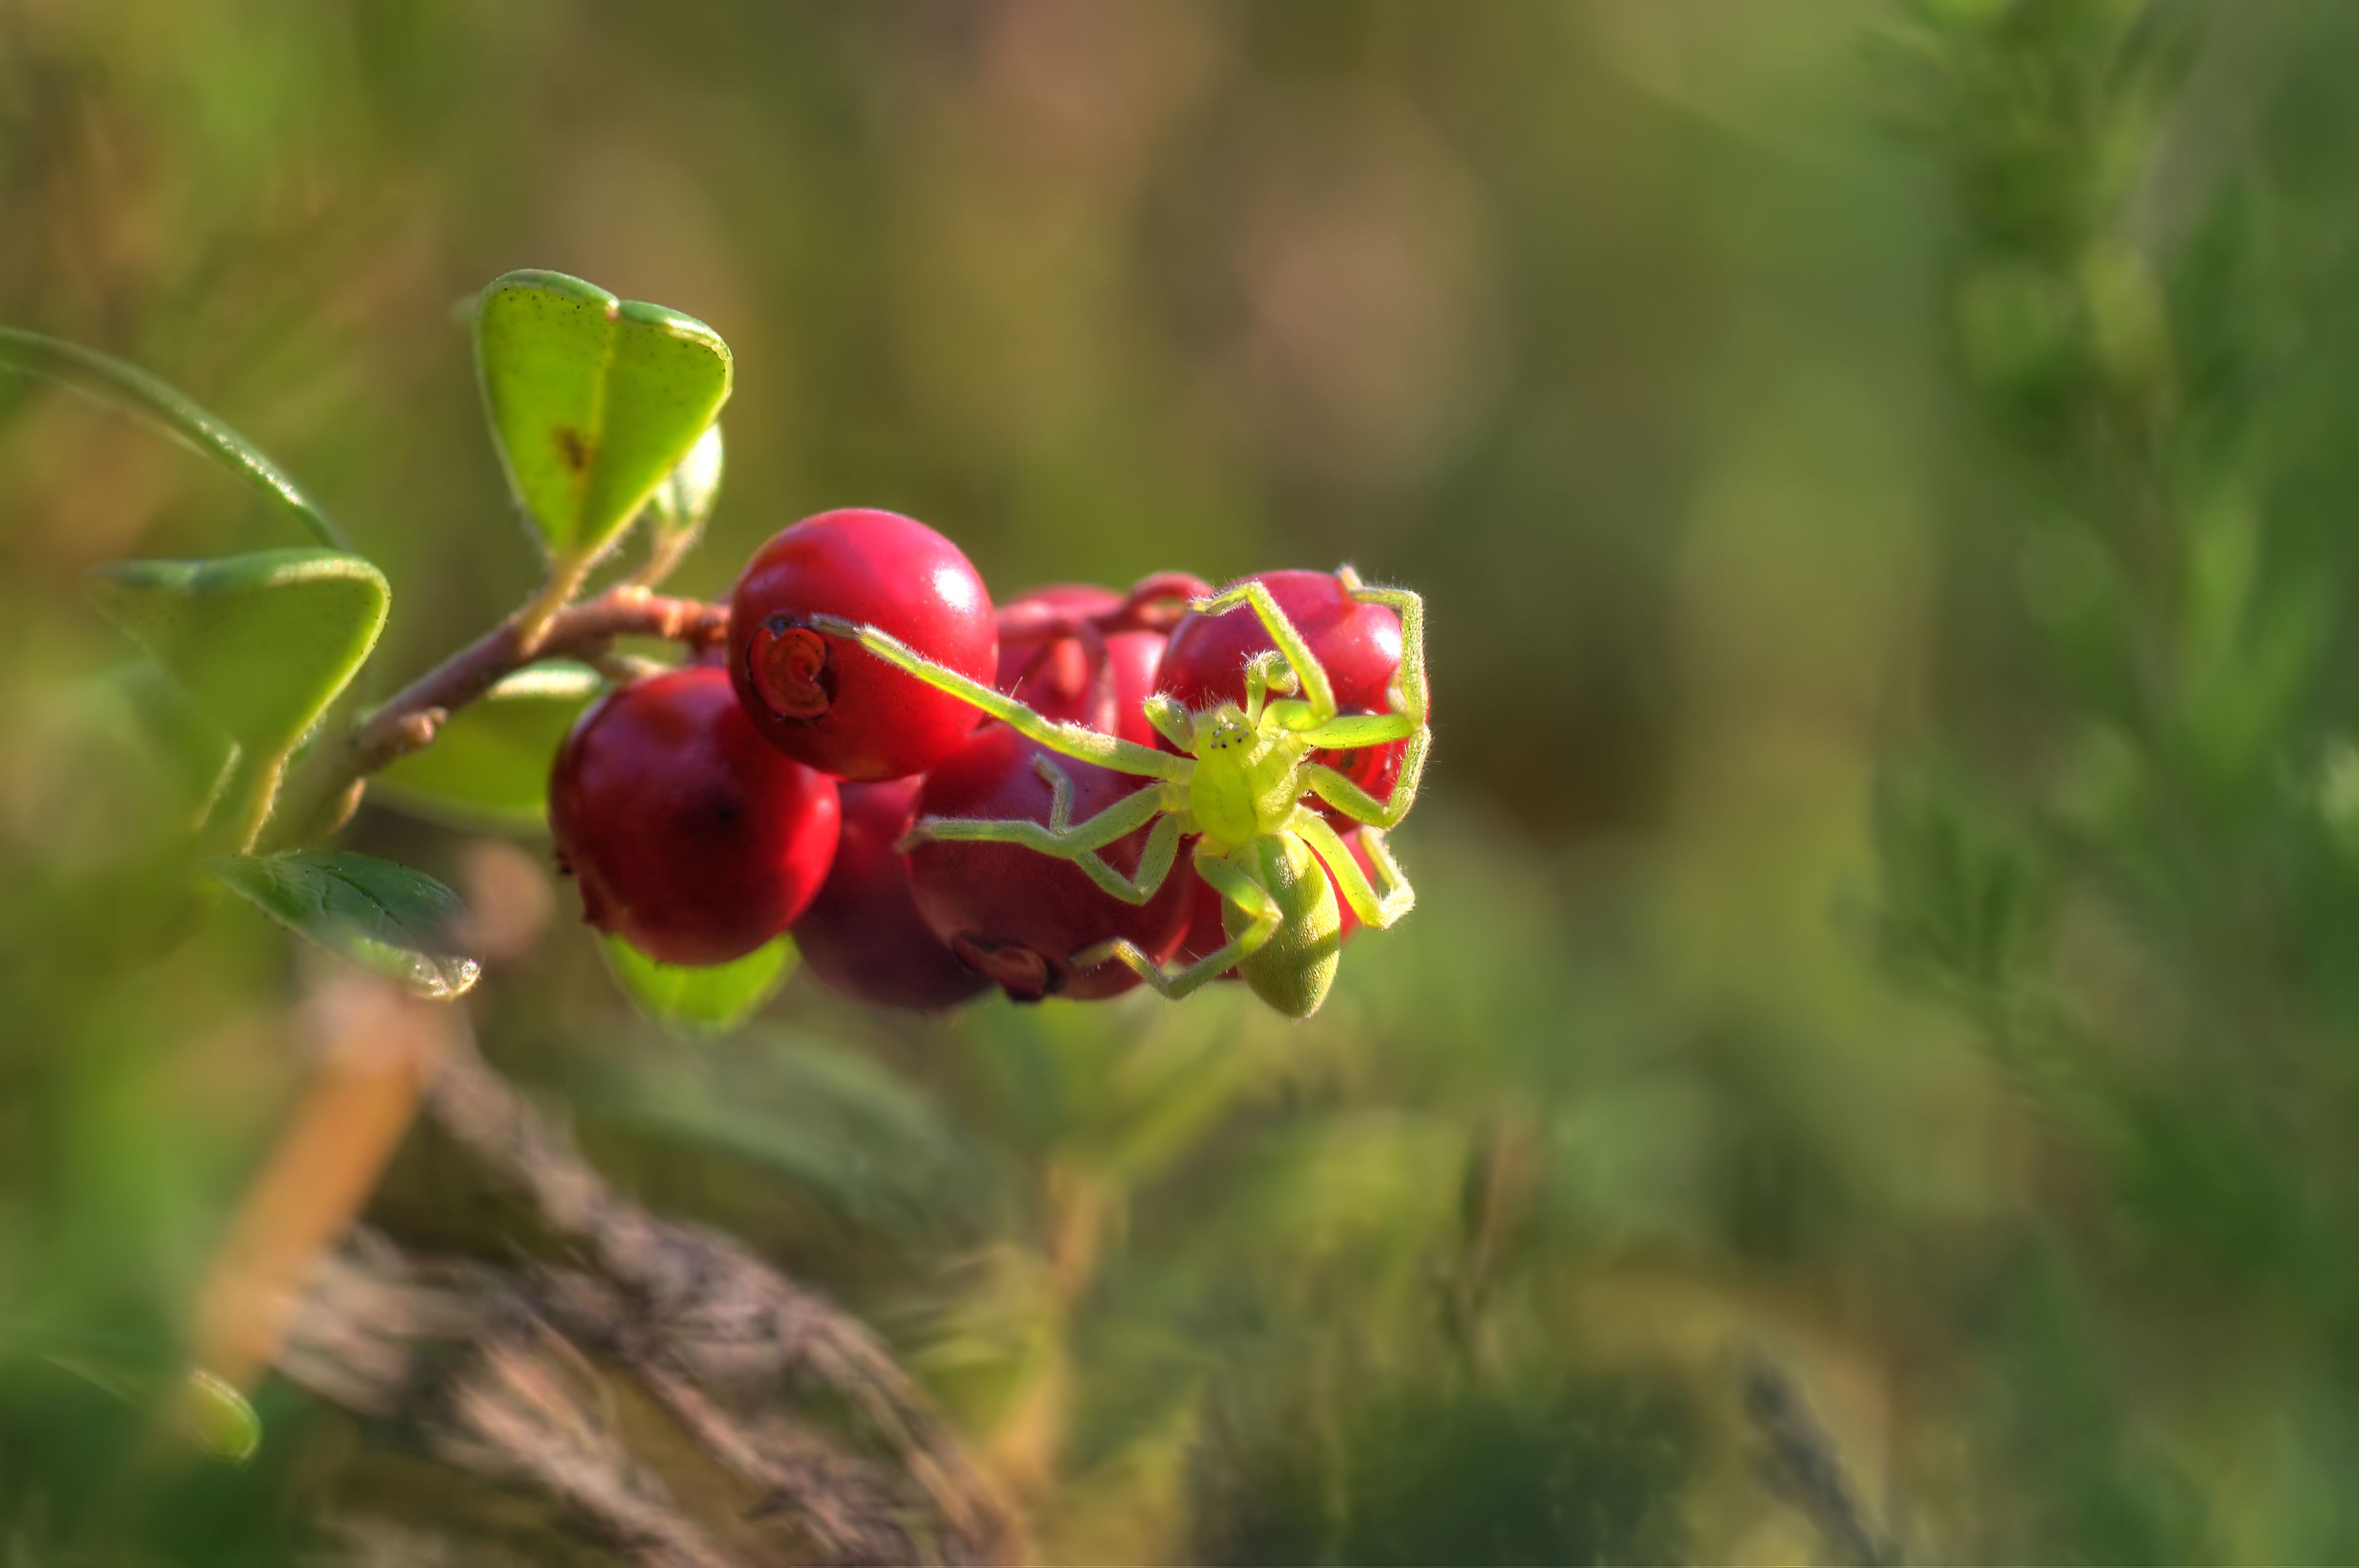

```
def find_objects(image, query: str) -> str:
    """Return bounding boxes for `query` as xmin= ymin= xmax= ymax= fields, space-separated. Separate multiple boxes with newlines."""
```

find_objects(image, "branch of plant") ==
xmin=255 ymin=1001 xmax=1006 ymax=1562
xmin=270 ymin=582 xmax=727 ymax=846
xmin=422 ymin=1025 xmax=1012 ymax=1561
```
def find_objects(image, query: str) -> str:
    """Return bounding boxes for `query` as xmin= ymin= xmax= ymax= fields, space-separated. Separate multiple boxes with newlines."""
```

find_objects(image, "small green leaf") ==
xmin=84 ymin=550 xmax=389 ymax=760
xmin=475 ymin=270 xmax=734 ymax=566
xmin=373 ymin=661 xmax=603 ymax=833
xmin=207 ymin=849 xmax=481 ymax=999
xmin=600 ymin=933 xmax=793 ymax=1035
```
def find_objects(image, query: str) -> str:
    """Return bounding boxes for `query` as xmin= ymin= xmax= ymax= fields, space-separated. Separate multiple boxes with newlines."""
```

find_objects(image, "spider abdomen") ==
xmin=1227 ymin=830 xmax=1342 ymax=1020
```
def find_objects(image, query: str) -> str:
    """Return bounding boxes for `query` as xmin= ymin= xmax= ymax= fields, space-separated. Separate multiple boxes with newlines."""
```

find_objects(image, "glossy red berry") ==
xmin=1175 ymin=827 xmax=1379 ymax=977
xmin=729 ymin=508 xmax=998 ymax=782
xmin=791 ymin=778 xmax=989 ymax=1012
xmin=551 ymin=666 xmax=841 ymax=966
xmin=907 ymin=725 xmax=1193 ymax=1001
xmin=995 ymin=583 xmax=1166 ymax=747
xmin=1153 ymin=569 xmax=1412 ymax=823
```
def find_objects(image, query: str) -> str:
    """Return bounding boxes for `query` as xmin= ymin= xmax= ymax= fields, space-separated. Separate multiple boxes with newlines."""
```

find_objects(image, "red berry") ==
xmin=728 ymin=508 xmax=998 ymax=782
xmin=1153 ymin=569 xmax=1413 ymax=823
xmin=791 ymin=778 xmax=989 ymax=1012
xmin=995 ymin=583 xmax=1165 ymax=747
xmin=907 ymin=725 xmax=1193 ymax=1001
xmin=1176 ymin=827 xmax=1379 ymax=978
xmin=551 ymin=666 xmax=840 ymax=966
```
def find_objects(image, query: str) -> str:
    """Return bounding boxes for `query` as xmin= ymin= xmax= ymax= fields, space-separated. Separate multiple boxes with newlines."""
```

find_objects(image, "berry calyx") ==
xmin=791 ymin=777 xmax=988 ymax=1012
xmin=907 ymin=725 xmax=1193 ymax=1001
xmin=1153 ymin=568 xmax=1414 ymax=823
xmin=745 ymin=622 xmax=830 ymax=716
xmin=549 ymin=665 xmax=840 ymax=966
xmin=727 ymin=508 xmax=998 ymax=781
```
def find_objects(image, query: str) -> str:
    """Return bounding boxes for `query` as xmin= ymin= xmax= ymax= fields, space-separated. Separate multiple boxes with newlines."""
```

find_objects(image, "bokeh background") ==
xmin=10 ymin=0 xmax=2359 ymax=1561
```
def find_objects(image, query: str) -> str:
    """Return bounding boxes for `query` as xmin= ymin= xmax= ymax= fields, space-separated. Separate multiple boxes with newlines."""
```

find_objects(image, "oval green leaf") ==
xmin=207 ymin=849 xmax=481 ymax=999
xmin=84 ymin=550 xmax=389 ymax=760
xmin=600 ymin=933 xmax=794 ymax=1036
xmin=475 ymin=270 xmax=733 ymax=567
xmin=372 ymin=661 xmax=604 ymax=834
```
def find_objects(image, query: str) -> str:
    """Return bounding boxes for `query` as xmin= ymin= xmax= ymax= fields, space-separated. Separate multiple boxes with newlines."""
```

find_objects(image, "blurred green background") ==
xmin=11 ymin=0 xmax=2359 ymax=1561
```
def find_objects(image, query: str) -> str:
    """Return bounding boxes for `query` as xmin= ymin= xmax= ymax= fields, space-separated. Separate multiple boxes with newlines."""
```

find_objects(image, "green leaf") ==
xmin=84 ymin=550 xmax=389 ymax=761
xmin=206 ymin=849 xmax=481 ymax=999
xmin=600 ymin=933 xmax=793 ymax=1035
xmin=373 ymin=661 xmax=603 ymax=834
xmin=474 ymin=270 xmax=734 ymax=566
xmin=0 ymin=326 xmax=348 ymax=550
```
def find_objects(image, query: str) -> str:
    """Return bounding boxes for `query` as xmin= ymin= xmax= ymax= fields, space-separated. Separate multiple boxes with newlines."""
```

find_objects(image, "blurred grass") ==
xmin=10 ymin=0 xmax=2359 ymax=1561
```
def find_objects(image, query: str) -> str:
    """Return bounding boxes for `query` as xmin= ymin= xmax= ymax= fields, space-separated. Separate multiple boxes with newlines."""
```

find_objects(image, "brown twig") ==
xmin=446 ymin=1312 xmax=741 ymax=1568
xmin=191 ymin=975 xmax=450 ymax=1393
xmin=268 ymin=585 xmax=726 ymax=845
xmin=1740 ymin=1354 xmax=1895 ymax=1567
xmin=423 ymin=1028 xmax=1012 ymax=1563
xmin=248 ymin=995 xmax=1010 ymax=1564
xmin=348 ymin=586 xmax=727 ymax=780
xmin=284 ymin=1242 xmax=740 ymax=1568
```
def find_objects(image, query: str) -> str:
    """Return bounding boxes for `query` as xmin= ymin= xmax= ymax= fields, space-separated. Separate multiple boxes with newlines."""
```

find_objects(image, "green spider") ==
xmin=807 ymin=567 xmax=1427 ymax=1019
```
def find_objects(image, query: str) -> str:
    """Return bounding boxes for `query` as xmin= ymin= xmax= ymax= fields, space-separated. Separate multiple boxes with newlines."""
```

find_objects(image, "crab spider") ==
xmin=804 ymin=569 xmax=1427 ymax=1018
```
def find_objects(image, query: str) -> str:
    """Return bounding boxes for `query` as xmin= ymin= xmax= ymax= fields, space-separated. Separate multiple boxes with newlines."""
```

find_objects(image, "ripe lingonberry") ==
xmin=550 ymin=666 xmax=840 ymax=966
xmin=995 ymin=583 xmax=1166 ymax=747
xmin=908 ymin=724 xmax=1193 ymax=1001
xmin=1153 ymin=568 xmax=1413 ymax=823
xmin=1175 ymin=826 xmax=1380 ymax=977
xmin=791 ymin=777 xmax=988 ymax=1012
xmin=729 ymin=508 xmax=998 ymax=782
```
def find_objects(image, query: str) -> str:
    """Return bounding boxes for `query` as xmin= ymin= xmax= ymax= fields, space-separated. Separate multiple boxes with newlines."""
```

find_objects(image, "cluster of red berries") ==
xmin=549 ymin=509 xmax=1412 ymax=1011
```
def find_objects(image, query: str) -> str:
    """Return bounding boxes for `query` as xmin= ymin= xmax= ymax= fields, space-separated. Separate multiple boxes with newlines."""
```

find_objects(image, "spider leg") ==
xmin=1293 ymin=811 xmax=1414 ymax=929
xmin=1074 ymin=848 xmax=1281 ymax=998
xmin=1243 ymin=651 xmax=1298 ymax=727
xmin=805 ymin=614 xmax=1189 ymax=782
xmin=1347 ymin=583 xmax=1427 ymax=726
xmin=1300 ymin=724 xmax=1428 ymax=829
xmin=1297 ymin=710 xmax=1417 ymax=747
xmin=900 ymin=770 xmax=1188 ymax=906
xmin=1287 ymin=581 xmax=1429 ymax=752
xmin=1190 ymin=581 xmax=1337 ymax=726
xmin=1143 ymin=692 xmax=1195 ymax=751
xmin=1293 ymin=579 xmax=1428 ymax=825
